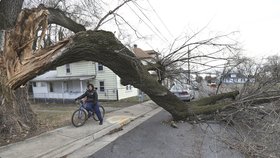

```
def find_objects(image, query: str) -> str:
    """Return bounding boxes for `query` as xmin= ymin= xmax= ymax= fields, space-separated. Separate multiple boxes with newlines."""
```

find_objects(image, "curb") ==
xmin=66 ymin=107 xmax=163 ymax=158
xmin=39 ymin=119 xmax=129 ymax=158
xmin=38 ymin=106 xmax=159 ymax=158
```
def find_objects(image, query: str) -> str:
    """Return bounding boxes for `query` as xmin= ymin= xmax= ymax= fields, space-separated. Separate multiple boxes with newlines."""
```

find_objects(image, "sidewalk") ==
xmin=0 ymin=101 xmax=160 ymax=158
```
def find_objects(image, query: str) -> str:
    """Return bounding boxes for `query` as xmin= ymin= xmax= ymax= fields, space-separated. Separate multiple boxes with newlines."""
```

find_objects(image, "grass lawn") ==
xmin=31 ymin=95 xmax=150 ymax=130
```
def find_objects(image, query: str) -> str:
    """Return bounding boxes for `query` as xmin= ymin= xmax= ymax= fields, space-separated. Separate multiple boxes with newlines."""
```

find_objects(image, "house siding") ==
xmin=94 ymin=64 xmax=118 ymax=100
xmin=32 ymin=82 xmax=48 ymax=94
xmin=57 ymin=61 xmax=96 ymax=77
xmin=116 ymin=76 xmax=138 ymax=100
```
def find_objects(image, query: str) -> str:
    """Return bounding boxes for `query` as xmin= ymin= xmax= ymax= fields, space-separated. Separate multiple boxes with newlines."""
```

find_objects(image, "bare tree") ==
xmin=145 ymin=29 xmax=241 ymax=86
xmin=215 ymin=56 xmax=248 ymax=94
xmin=200 ymin=55 xmax=280 ymax=157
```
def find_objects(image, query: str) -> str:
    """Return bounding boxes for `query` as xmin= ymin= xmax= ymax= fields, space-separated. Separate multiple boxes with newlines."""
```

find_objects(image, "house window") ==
xmin=126 ymin=85 xmax=132 ymax=91
xmin=33 ymin=82 xmax=37 ymax=87
xmin=98 ymin=63 xmax=104 ymax=71
xmin=66 ymin=64 xmax=71 ymax=73
xmin=99 ymin=81 xmax=105 ymax=92
xmin=230 ymin=74 xmax=236 ymax=78
xmin=49 ymin=82 xmax=54 ymax=92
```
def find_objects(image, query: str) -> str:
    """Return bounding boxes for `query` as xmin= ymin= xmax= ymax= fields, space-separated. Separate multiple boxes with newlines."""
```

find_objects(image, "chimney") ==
xmin=133 ymin=44 xmax=137 ymax=48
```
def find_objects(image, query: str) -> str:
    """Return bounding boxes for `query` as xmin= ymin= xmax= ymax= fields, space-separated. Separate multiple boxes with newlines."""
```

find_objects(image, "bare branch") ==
xmin=94 ymin=0 xmax=132 ymax=30
xmin=114 ymin=13 xmax=143 ymax=39
xmin=47 ymin=7 xmax=86 ymax=33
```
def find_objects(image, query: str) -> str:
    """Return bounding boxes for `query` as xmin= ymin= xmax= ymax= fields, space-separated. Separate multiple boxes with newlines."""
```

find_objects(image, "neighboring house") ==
xmin=221 ymin=72 xmax=252 ymax=84
xmin=132 ymin=44 xmax=158 ymax=63
xmin=132 ymin=44 xmax=159 ymax=76
xmin=30 ymin=61 xmax=138 ymax=101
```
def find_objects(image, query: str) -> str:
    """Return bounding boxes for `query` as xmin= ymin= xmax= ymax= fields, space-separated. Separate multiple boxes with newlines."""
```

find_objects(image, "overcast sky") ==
xmin=107 ymin=0 xmax=280 ymax=58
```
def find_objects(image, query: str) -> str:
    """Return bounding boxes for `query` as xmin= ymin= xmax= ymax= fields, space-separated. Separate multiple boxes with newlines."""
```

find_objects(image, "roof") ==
xmin=132 ymin=47 xmax=153 ymax=59
xmin=31 ymin=70 xmax=95 ymax=82
xmin=145 ymin=50 xmax=159 ymax=55
xmin=223 ymin=72 xmax=247 ymax=79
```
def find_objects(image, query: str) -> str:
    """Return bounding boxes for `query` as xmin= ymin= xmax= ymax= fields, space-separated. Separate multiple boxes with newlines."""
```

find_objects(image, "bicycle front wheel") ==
xmin=93 ymin=106 xmax=105 ymax=121
xmin=71 ymin=109 xmax=87 ymax=127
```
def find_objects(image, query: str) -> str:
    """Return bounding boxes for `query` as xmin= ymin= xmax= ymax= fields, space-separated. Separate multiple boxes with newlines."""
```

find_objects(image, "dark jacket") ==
xmin=76 ymin=90 xmax=98 ymax=104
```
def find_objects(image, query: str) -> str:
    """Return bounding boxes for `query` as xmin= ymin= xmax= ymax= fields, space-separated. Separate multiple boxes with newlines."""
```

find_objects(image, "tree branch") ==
xmin=94 ymin=0 xmax=132 ymax=30
xmin=47 ymin=7 xmax=86 ymax=33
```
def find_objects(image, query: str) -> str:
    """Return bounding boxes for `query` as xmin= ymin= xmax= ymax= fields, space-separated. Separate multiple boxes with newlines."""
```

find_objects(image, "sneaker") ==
xmin=99 ymin=121 xmax=103 ymax=125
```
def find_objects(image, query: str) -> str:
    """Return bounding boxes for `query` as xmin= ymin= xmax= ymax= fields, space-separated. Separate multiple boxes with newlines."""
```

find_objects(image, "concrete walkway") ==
xmin=0 ymin=101 xmax=160 ymax=158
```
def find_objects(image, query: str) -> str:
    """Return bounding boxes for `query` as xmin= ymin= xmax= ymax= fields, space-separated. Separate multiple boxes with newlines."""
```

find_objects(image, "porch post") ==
xmin=80 ymin=80 xmax=83 ymax=92
xmin=62 ymin=82 xmax=64 ymax=104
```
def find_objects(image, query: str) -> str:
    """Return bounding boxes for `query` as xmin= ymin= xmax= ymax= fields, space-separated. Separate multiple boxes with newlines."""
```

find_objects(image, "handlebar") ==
xmin=75 ymin=99 xmax=83 ymax=104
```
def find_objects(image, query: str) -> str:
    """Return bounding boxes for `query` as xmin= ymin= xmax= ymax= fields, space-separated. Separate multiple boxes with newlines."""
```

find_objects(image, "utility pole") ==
xmin=0 ymin=30 xmax=5 ymax=51
xmin=187 ymin=48 xmax=190 ymax=84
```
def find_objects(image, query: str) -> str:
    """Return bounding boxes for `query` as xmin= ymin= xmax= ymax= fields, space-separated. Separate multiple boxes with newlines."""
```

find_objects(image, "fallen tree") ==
xmin=0 ymin=4 xmax=239 ymax=141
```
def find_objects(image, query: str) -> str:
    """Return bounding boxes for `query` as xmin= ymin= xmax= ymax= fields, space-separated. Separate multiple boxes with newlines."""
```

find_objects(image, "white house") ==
xmin=221 ymin=72 xmax=254 ymax=84
xmin=30 ymin=61 xmax=138 ymax=101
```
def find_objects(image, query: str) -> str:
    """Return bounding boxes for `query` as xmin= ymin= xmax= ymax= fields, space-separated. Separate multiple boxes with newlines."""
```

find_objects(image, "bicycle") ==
xmin=71 ymin=100 xmax=105 ymax=127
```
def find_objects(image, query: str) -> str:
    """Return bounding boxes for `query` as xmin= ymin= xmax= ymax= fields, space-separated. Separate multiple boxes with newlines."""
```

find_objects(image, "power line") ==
xmin=146 ymin=0 xmax=174 ymax=38
xmin=127 ymin=3 xmax=167 ymax=43
xmin=132 ymin=1 xmax=169 ymax=42
xmin=114 ymin=13 xmax=155 ymax=50
xmin=126 ymin=3 xmax=168 ymax=43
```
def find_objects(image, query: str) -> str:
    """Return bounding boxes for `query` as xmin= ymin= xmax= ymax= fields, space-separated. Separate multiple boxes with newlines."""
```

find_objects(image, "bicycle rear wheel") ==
xmin=93 ymin=105 xmax=105 ymax=121
xmin=71 ymin=109 xmax=87 ymax=127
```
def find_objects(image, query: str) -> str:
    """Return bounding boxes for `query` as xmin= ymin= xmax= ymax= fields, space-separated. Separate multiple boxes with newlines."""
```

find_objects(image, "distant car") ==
xmin=193 ymin=85 xmax=199 ymax=90
xmin=170 ymin=84 xmax=195 ymax=101
xmin=208 ymin=83 xmax=217 ymax=88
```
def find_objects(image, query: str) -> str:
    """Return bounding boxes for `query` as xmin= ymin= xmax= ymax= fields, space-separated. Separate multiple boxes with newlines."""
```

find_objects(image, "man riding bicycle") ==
xmin=75 ymin=84 xmax=103 ymax=125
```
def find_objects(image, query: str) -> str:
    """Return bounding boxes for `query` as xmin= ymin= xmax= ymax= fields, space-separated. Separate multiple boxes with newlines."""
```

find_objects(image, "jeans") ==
xmin=85 ymin=102 xmax=103 ymax=122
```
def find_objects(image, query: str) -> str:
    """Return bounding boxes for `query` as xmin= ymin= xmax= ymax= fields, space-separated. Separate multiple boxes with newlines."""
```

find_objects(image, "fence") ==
xmin=29 ymin=94 xmax=76 ymax=104
xmin=28 ymin=89 xmax=120 ymax=104
xmin=98 ymin=89 xmax=119 ymax=101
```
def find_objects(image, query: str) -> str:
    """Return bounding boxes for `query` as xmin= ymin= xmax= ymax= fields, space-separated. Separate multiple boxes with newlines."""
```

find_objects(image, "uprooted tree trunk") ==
xmin=0 ymin=6 xmax=239 ymax=140
xmin=0 ymin=77 xmax=37 ymax=140
xmin=0 ymin=0 xmax=39 ymax=142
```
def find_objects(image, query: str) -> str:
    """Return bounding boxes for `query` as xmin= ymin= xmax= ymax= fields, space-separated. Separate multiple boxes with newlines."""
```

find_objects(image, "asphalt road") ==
xmin=90 ymin=110 xmax=243 ymax=158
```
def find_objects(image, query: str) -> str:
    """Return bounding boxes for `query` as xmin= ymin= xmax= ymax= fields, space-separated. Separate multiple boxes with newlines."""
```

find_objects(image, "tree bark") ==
xmin=0 ymin=0 xmax=24 ymax=30
xmin=47 ymin=7 xmax=86 ymax=33
xmin=0 ymin=4 xmax=88 ymax=142
xmin=0 ymin=68 xmax=38 ymax=142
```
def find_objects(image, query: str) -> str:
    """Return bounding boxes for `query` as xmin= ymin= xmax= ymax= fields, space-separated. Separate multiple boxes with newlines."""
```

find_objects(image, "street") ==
xmin=90 ymin=110 xmax=243 ymax=158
